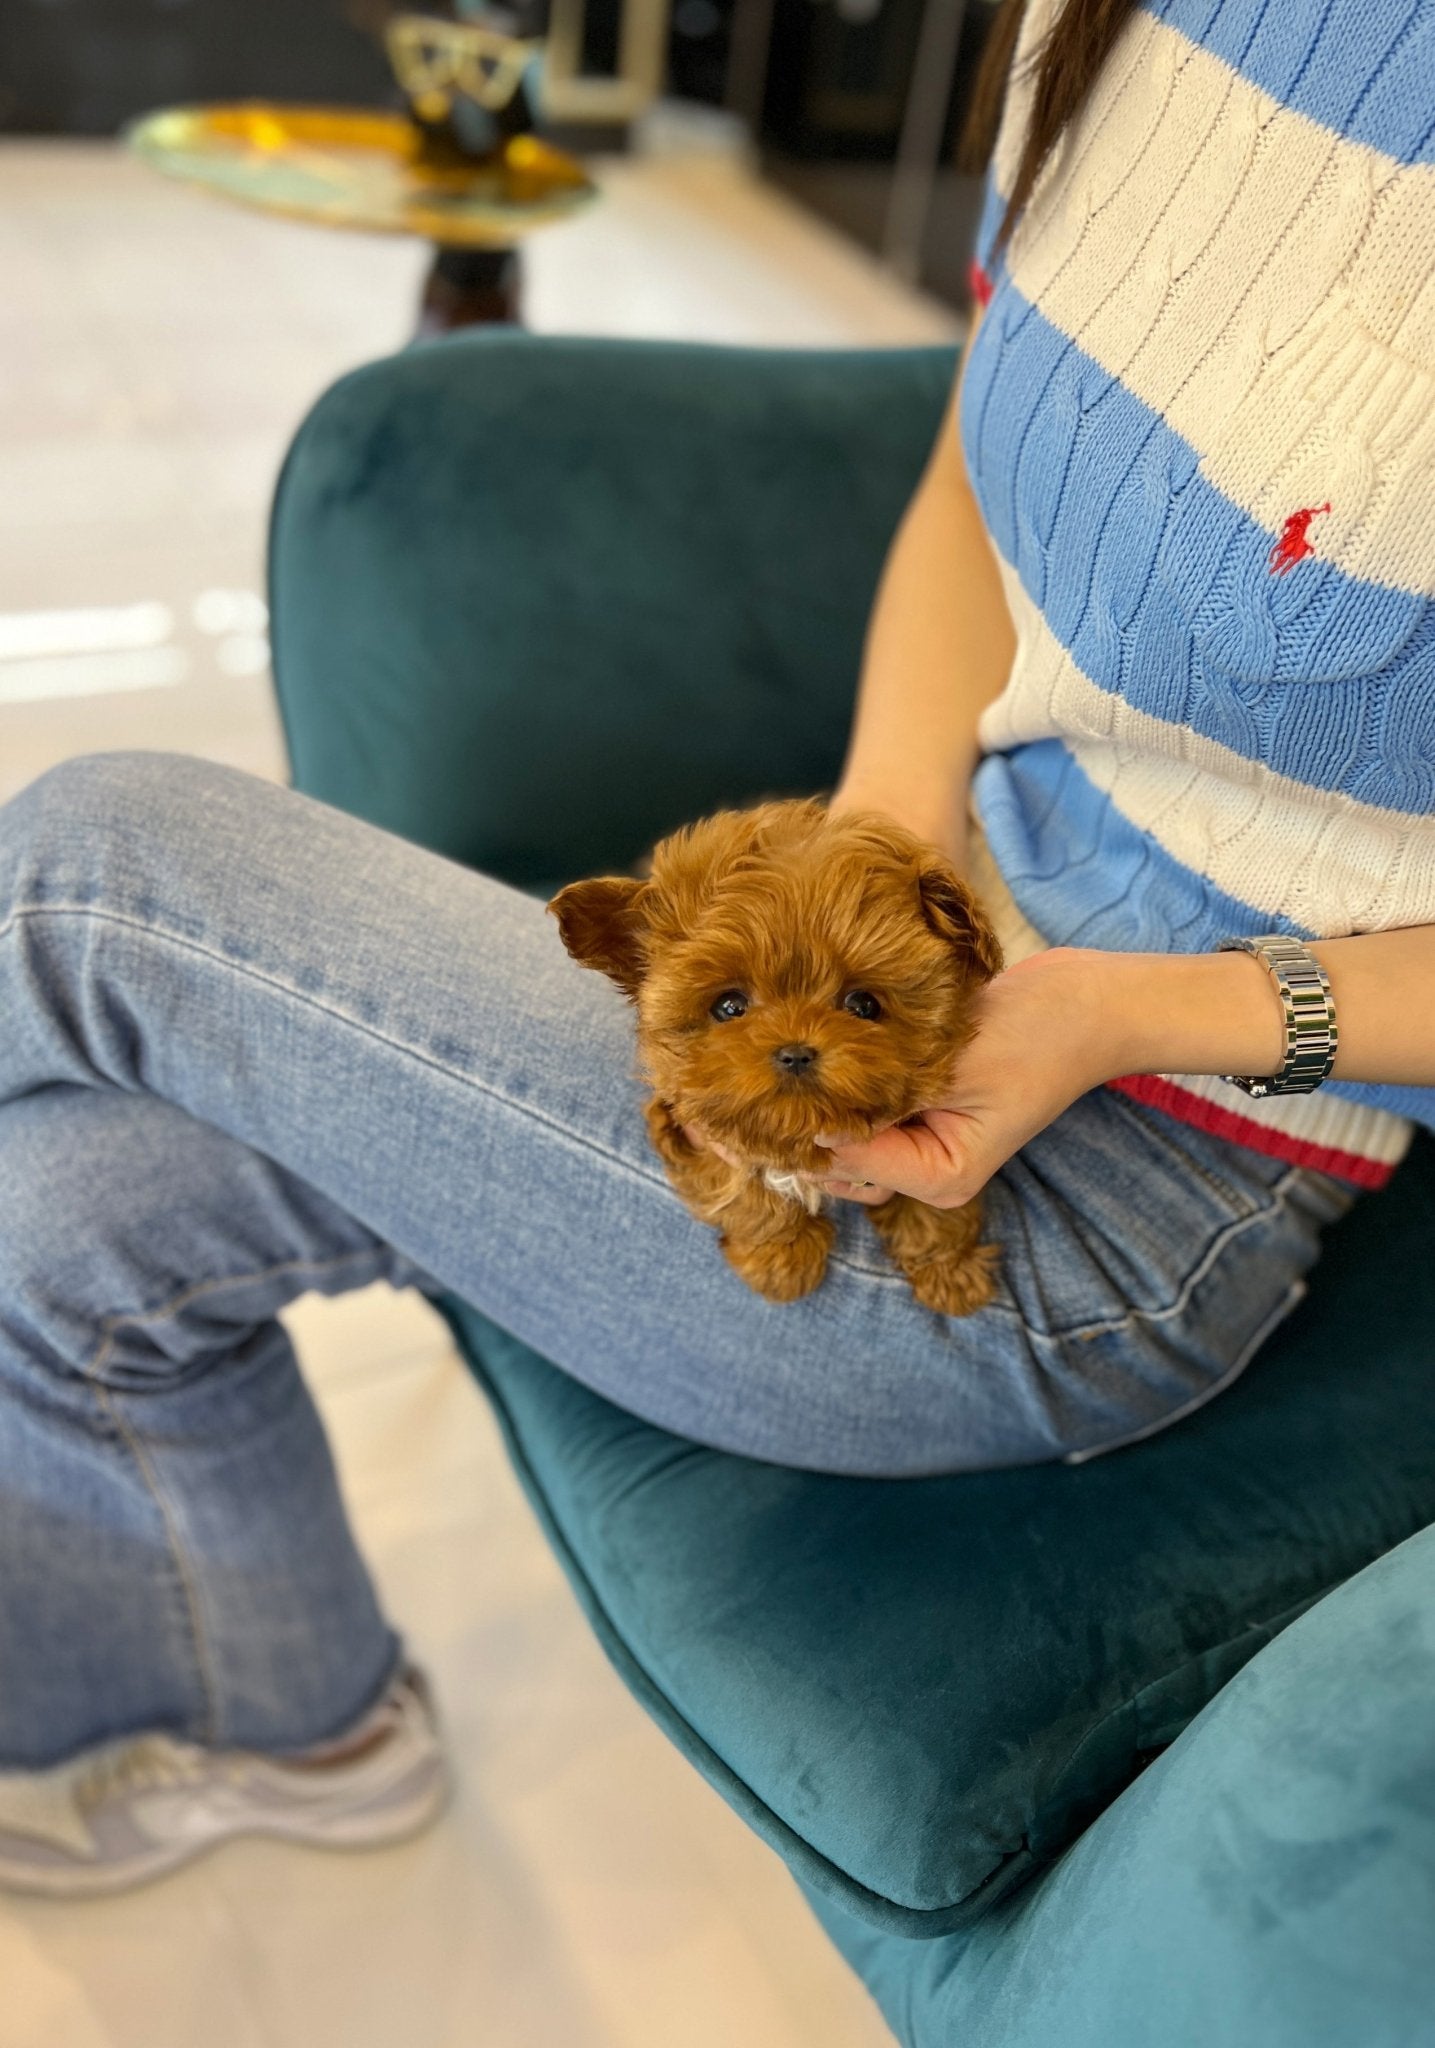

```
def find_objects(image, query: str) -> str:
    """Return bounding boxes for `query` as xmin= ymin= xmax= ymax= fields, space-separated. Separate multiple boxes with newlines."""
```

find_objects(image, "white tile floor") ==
xmin=0 ymin=115 xmax=957 ymax=2048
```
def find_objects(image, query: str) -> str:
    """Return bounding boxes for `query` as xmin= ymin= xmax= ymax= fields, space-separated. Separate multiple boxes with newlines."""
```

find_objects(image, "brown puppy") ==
xmin=549 ymin=800 xmax=1003 ymax=1314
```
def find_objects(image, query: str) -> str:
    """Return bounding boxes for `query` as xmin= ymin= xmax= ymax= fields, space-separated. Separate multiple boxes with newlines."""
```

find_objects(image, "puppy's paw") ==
xmin=869 ymin=1194 xmax=999 ymax=1318
xmin=724 ymin=1218 xmax=834 ymax=1303
xmin=902 ymin=1241 xmax=1000 ymax=1318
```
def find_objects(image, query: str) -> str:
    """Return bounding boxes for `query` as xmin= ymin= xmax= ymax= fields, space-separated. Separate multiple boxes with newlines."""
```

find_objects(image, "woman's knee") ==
xmin=3 ymin=751 xmax=231 ymax=893
xmin=1 ymin=1081 xmax=405 ymax=1397
xmin=0 ymin=1086 xmax=166 ymax=1384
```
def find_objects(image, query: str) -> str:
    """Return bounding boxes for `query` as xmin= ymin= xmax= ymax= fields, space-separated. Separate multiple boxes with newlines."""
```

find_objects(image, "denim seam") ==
xmin=1062 ymin=1272 xmax=1307 ymax=1463
xmin=82 ymin=1380 xmax=222 ymax=1747
xmin=1021 ymin=1165 xmax=1305 ymax=1346
xmin=1108 ymin=1088 xmax=1269 ymax=1216
xmin=81 ymin=1245 xmax=389 ymax=1750
xmin=1 ymin=903 xmax=889 ymax=1287
xmin=2 ymin=897 xmax=678 ymax=1169
xmin=85 ymin=1246 xmax=392 ymax=1358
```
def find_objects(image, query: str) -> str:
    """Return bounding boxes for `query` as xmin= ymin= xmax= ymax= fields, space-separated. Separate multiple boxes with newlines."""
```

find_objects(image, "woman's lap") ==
xmin=0 ymin=750 xmax=1353 ymax=1478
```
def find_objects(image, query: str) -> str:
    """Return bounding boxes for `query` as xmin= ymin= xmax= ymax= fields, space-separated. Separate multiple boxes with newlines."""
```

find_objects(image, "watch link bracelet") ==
xmin=1217 ymin=935 xmax=1338 ymax=1098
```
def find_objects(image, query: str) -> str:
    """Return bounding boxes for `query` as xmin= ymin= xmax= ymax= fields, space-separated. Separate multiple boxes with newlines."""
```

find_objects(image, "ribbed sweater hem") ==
xmin=1106 ymin=1074 xmax=1405 ymax=1190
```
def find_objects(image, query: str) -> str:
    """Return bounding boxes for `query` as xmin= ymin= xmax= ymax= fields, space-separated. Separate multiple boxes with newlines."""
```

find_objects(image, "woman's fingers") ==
xmin=689 ymin=1098 xmax=998 ymax=1209
xmin=817 ymin=1116 xmax=977 ymax=1208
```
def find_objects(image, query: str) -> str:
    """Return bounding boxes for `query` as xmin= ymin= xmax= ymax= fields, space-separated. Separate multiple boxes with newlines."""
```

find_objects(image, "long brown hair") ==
xmin=962 ymin=0 xmax=1139 ymax=249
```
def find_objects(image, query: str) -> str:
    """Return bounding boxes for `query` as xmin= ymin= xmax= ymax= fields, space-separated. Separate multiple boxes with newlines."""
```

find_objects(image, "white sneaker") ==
xmin=0 ymin=1667 xmax=449 ymax=1898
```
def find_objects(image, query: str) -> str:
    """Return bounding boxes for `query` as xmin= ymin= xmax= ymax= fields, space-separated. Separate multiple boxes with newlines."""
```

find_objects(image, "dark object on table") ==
xmin=391 ymin=6 xmax=544 ymax=165
xmin=388 ymin=7 xmax=546 ymax=329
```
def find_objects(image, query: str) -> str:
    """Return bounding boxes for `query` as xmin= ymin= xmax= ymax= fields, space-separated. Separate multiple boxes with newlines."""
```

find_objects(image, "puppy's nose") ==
xmin=773 ymin=1042 xmax=819 ymax=1076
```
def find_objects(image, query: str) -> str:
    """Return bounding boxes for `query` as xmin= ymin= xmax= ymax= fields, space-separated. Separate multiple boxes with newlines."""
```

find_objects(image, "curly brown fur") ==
xmin=550 ymin=800 xmax=1002 ymax=1312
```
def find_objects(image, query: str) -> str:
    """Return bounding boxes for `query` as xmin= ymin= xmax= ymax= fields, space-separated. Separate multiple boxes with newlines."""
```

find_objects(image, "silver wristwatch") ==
xmin=1217 ymin=935 xmax=1338 ymax=1097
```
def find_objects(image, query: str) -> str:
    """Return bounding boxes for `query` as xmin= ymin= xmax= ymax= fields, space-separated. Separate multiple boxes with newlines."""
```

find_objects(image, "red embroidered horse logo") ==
xmin=1269 ymin=502 xmax=1330 ymax=576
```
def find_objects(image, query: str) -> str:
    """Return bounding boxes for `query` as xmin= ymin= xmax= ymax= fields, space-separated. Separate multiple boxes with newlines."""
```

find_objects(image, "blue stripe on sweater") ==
xmin=960 ymin=286 xmax=1435 ymax=815
xmin=1144 ymin=0 xmax=1435 ymax=165
xmin=974 ymin=741 xmax=1435 ymax=1127
xmin=975 ymin=738 xmax=1307 ymax=950
xmin=975 ymin=175 xmax=1008 ymax=280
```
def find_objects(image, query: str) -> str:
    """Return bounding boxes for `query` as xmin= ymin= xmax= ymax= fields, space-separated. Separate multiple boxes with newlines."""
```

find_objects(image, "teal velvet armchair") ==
xmin=268 ymin=331 xmax=1435 ymax=2048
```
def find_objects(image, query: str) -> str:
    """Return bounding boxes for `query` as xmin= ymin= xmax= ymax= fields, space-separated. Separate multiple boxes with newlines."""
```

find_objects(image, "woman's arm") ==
xmin=815 ymin=323 xmax=1435 ymax=1210
xmin=1093 ymin=929 xmax=1435 ymax=1090
xmin=819 ymin=929 xmax=1435 ymax=1210
xmin=829 ymin=329 xmax=1012 ymax=868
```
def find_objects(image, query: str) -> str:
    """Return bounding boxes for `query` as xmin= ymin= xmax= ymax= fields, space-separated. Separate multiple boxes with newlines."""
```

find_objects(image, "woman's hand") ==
xmin=815 ymin=950 xmax=1117 ymax=1207
xmin=816 ymin=944 xmax=1292 ymax=1208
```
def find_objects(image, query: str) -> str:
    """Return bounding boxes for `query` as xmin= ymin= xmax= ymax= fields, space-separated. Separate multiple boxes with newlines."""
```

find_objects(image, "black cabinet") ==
xmin=741 ymin=0 xmax=1003 ymax=310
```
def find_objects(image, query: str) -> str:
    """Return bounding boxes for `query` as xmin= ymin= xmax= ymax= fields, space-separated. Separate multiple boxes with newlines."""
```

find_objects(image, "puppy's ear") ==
xmin=548 ymin=877 xmax=651 ymax=998
xmin=916 ymin=862 xmax=1004 ymax=981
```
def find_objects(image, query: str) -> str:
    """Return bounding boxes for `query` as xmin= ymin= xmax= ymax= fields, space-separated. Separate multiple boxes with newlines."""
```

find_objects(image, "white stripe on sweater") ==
xmin=979 ymin=567 xmax=1435 ymax=936
xmin=993 ymin=10 xmax=1435 ymax=596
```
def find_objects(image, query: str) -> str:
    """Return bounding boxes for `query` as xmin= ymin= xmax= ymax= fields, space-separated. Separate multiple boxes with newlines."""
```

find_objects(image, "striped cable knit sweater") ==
xmin=964 ymin=0 xmax=1435 ymax=1190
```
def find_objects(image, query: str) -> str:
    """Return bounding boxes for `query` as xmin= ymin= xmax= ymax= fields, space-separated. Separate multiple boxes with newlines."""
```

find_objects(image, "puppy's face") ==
xmin=551 ymin=802 xmax=1002 ymax=1173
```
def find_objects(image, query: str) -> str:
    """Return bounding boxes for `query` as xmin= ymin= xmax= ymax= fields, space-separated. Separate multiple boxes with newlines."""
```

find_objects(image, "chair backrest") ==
xmin=269 ymin=332 xmax=955 ymax=885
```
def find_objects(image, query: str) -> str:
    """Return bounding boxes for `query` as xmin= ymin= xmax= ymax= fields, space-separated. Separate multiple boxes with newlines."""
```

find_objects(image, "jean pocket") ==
xmin=1100 ymin=1087 xmax=1281 ymax=1225
xmin=1059 ymin=1274 xmax=1308 ymax=1465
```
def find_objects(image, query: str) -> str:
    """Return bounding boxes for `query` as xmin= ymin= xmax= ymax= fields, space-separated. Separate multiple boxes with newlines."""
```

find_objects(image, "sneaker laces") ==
xmin=0 ymin=1737 xmax=210 ymax=1860
xmin=0 ymin=1678 xmax=442 ymax=1866
xmin=73 ymin=1735 xmax=210 ymax=1815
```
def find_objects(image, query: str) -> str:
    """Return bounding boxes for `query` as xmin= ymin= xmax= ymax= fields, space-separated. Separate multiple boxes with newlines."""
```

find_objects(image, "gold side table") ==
xmin=126 ymin=97 xmax=597 ymax=332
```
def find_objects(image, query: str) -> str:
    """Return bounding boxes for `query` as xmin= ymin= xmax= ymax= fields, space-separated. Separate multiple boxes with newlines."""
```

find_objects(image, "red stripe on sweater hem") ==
xmin=1106 ymin=1074 xmax=1394 ymax=1190
xmin=968 ymin=259 xmax=993 ymax=308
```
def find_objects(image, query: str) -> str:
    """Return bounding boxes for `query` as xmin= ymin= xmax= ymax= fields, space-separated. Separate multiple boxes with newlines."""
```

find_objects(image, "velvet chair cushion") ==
xmin=435 ymin=1142 xmax=1435 ymax=1937
xmin=804 ymin=1520 xmax=1435 ymax=2046
xmin=269 ymin=333 xmax=1435 ymax=1941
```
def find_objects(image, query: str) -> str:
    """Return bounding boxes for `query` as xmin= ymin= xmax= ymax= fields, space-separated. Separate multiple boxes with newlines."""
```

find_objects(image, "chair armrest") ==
xmin=269 ymin=332 xmax=955 ymax=882
xmin=808 ymin=1521 xmax=1435 ymax=2045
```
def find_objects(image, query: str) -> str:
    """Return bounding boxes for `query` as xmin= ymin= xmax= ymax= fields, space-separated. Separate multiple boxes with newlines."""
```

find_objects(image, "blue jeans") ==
xmin=0 ymin=753 xmax=1354 ymax=1767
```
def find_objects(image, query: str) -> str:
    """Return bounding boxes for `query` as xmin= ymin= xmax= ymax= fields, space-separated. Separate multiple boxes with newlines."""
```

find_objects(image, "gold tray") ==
xmin=125 ymin=103 xmax=596 ymax=245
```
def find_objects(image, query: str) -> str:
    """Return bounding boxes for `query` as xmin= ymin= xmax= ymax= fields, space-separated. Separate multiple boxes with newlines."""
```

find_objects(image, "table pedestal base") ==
xmin=418 ymin=244 xmax=522 ymax=334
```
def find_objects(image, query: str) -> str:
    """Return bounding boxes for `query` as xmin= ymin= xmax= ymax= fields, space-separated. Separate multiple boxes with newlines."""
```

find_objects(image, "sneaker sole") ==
xmin=0 ymin=1756 xmax=450 ymax=1900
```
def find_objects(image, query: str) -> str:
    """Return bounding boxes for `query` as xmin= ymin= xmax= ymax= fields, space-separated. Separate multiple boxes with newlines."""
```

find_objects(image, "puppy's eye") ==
xmin=841 ymin=989 xmax=882 ymax=1021
xmin=709 ymin=989 xmax=749 ymax=1022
